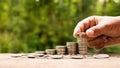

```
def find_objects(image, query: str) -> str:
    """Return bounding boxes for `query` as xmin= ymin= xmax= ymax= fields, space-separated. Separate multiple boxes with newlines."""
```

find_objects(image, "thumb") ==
xmin=86 ymin=25 xmax=105 ymax=37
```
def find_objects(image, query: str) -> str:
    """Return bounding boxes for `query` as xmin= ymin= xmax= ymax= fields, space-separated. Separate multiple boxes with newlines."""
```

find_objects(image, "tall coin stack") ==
xmin=66 ymin=42 xmax=77 ymax=55
xmin=56 ymin=45 xmax=66 ymax=55
xmin=77 ymin=32 xmax=88 ymax=55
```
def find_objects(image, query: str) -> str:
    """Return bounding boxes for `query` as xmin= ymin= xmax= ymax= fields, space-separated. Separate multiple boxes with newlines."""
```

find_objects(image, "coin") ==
xmin=50 ymin=55 xmax=63 ymax=59
xmin=57 ymin=49 xmax=66 ymax=52
xmin=27 ymin=54 xmax=36 ymax=58
xmin=71 ymin=55 xmax=84 ymax=59
xmin=78 ymin=32 xmax=94 ymax=40
xmin=43 ymin=55 xmax=49 ymax=59
xmin=79 ymin=32 xmax=88 ymax=38
xmin=56 ymin=46 xmax=66 ymax=49
xmin=93 ymin=54 xmax=110 ymax=59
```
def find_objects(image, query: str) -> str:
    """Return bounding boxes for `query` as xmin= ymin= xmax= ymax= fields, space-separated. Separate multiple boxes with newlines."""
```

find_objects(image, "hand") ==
xmin=73 ymin=16 xmax=120 ymax=49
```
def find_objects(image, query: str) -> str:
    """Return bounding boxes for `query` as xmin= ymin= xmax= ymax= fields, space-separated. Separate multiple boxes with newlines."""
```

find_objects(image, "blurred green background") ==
xmin=0 ymin=0 xmax=120 ymax=53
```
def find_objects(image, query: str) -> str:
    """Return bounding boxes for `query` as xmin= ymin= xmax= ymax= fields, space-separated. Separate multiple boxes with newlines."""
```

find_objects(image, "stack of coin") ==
xmin=45 ymin=49 xmax=56 ymax=55
xmin=77 ymin=32 xmax=88 ymax=55
xmin=56 ymin=45 xmax=66 ymax=55
xmin=34 ymin=51 xmax=46 ymax=57
xmin=66 ymin=42 xmax=78 ymax=55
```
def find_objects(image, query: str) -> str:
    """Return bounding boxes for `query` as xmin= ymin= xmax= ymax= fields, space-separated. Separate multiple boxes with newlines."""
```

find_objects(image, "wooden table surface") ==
xmin=0 ymin=54 xmax=120 ymax=68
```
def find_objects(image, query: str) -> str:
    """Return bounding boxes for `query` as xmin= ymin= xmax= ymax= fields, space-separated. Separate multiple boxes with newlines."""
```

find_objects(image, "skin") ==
xmin=73 ymin=16 xmax=120 ymax=49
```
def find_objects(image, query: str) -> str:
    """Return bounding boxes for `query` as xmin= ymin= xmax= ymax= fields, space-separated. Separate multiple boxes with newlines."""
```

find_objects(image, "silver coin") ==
xmin=46 ymin=49 xmax=56 ymax=52
xmin=78 ymin=32 xmax=87 ymax=38
xmin=56 ymin=46 xmax=66 ymax=49
xmin=43 ymin=55 xmax=49 ymax=59
xmin=50 ymin=55 xmax=63 ymax=59
xmin=66 ymin=42 xmax=77 ymax=46
xmin=57 ymin=49 xmax=66 ymax=52
xmin=71 ymin=55 xmax=84 ymax=59
xmin=27 ymin=55 xmax=36 ymax=58
xmin=93 ymin=54 xmax=110 ymax=59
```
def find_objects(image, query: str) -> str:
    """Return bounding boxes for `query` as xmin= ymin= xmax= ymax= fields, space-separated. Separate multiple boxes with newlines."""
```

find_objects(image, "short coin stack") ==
xmin=66 ymin=42 xmax=78 ymax=55
xmin=77 ymin=32 xmax=88 ymax=55
xmin=45 ymin=49 xmax=56 ymax=55
xmin=56 ymin=45 xmax=66 ymax=55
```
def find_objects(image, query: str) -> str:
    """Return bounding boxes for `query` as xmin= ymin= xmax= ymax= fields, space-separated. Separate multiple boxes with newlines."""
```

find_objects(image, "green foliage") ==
xmin=0 ymin=0 xmax=120 ymax=53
